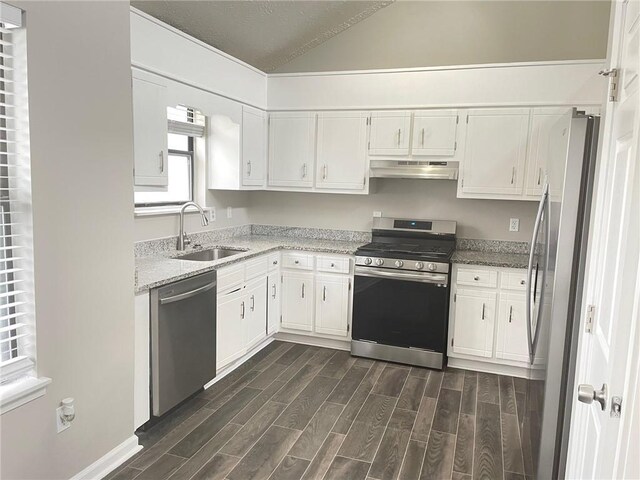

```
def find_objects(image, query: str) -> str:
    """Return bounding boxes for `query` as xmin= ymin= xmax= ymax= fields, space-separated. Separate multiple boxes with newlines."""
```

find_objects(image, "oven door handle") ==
xmin=355 ymin=266 xmax=448 ymax=285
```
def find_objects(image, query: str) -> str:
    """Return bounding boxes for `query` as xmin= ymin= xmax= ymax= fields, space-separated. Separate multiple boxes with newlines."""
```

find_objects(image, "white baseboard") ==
xmin=448 ymin=357 xmax=533 ymax=378
xmin=274 ymin=331 xmax=350 ymax=351
xmin=70 ymin=435 xmax=142 ymax=480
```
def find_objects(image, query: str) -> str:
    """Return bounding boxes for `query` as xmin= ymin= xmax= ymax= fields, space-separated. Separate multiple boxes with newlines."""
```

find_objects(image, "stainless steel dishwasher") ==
xmin=150 ymin=271 xmax=216 ymax=417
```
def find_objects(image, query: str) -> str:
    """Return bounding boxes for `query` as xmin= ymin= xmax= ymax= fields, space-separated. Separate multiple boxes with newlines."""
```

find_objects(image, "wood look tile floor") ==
xmin=109 ymin=341 xmax=528 ymax=480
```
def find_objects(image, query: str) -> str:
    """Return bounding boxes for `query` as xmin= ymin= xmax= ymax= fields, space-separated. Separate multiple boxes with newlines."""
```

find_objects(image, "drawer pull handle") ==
xmin=301 ymin=283 xmax=305 ymax=298
xmin=241 ymin=301 xmax=245 ymax=319
xmin=520 ymin=280 xmax=526 ymax=285
xmin=474 ymin=276 xmax=480 ymax=281
xmin=250 ymin=295 xmax=255 ymax=311
xmin=323 ymin=286 xmax=327 ymax=301
xmin=482 ymin=303 xmax=486 ymax=320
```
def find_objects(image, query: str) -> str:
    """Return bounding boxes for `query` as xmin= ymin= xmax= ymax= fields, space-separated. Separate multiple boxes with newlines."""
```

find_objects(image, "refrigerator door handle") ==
xmin=526 ymin=183 xmax=549 ymax=364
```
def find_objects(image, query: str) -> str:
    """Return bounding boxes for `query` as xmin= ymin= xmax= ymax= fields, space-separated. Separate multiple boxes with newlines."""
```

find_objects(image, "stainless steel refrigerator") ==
xmin=522 ymin=108 xmax=600 ymax=479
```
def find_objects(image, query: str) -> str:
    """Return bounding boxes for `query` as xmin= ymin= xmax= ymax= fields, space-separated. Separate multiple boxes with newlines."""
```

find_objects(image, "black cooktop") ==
xmin=356 ymin=239 xmax=455 ymax=261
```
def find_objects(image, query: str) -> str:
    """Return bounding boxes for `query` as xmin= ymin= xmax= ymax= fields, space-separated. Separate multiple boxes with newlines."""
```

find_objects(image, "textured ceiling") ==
xmin=131 ymin=1 xmax=393 ymax=72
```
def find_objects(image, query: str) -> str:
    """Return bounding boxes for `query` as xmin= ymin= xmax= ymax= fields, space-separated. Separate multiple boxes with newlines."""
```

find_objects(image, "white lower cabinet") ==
xmin=281 ymin=270 xmax=314 ymax=332
xmin=451 ymin=288 xmax=496 ymax=358
xmin=267 ymin=271 xmax=280 ymax=335
xmin=216 ymin=286 xmax=247 ymax=370
xmin=496 ymin=292 xmax=529 ymax=363
xmin=245 ymin=276 xmax=268 ymax=350
xmin=315 ymin=274 xmax=350 ymax=337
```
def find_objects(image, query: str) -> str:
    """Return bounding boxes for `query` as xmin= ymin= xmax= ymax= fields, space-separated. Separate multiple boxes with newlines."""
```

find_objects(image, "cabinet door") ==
xmin=525 ymin=107 xmax=571 ymax=198
xmin=461 ymin=108 xmax=530 ymax=196
xmin=245 ymin=276 xmax=267 ymax=350
xmin=451 ymin=288 xmax=496 ymax=358
xmin=315 ymin=275 xmax=350 ymax=337
xmin=316 ymin=111 xmax=368 ymax=191
xmin=242 ymin=106 xmax=267 ymax=187
xmin=216 ymin=288 xmax=246 ymax=370
xmin=495 ymin=292 xmax=529 ymax=363
xmin=369 ymin=111 xmax=411 ymax=156
xmin=412 ymin=110 xmax=459 ymax=156
xmin=267 ymin=272 xmax=280 ymax=335
xmin=132 ymin=76 xmax=168 ymax=187
xmin=281 ymin=271 xmax=314 ymax=332
xmin=268 ymin=112 xmax=315 ymax=188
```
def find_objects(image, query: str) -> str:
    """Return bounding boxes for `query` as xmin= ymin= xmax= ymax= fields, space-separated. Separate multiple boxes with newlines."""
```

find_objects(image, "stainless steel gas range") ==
xmin=351 ymin=217 xmax=456 ymax=370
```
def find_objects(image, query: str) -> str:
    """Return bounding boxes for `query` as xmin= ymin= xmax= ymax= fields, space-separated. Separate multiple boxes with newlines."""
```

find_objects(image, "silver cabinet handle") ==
xmin=301 ymin=282 xmax=305 ymax=298
xmin=397 ymin=128 xmax=401 ymax=146
xmin=247 ymin=161 xmax=252 ymax=176
xmin=511 ymin=167 xmax=516 ymax=184
xmin=302 ymin=163 xmax=307 ymax=178
xmin=272 ymin=284 xmax=276 ymax=299
xmin=482 ymin=303 xmax=486 ymax=320
xmin=323 ymin=164 xmax=328 ymax=180
xmin=323 ymin=286 xmax=327 ymax=301
xmin=250 ymin=294 xmax=255 ymax=311
xmin=159 ymin=281 xmax=216 ymax=305
xmin=421 ymin=128 xmax=425 ymax=147
xmin=159 ymin=151 xmax=164 ymax=172
xmin=537 ymin=167 xmax=542 ymax=185
xmin=241 ymin=301 xmax=245 ymax=319
xmin=509 ymin=305 xmax=513 ymax=323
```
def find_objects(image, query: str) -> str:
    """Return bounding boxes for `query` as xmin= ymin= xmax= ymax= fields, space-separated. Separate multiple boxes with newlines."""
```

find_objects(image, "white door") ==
xmin=525 ymin=107 xmax=571 ymax=198
xmin=460 ymin=108 xmax=530 ymax=197
xmin=567 ymin=1 xmax=640 ymax=478
xmin=216 ymin=288 xmax=246 ymax=370
xmin=369 ymin=111 xmax=411 ymax=156
xmin=315 ymin=275 xmax=350 ymax=337
xmin=316 ymin=111 xmax=369 ymax=191
xmin=411 ymin=109 xmax=459 ymax=157
xmin=245 ymin=276 xmax=267 ymax=350
xmin=281 ymin=271 xmax=314 ymax=332
xmin=132 ymin=75 xmax=168 ymax=187
xmin=451 ymin=288 xmax=497 ymax=358
xmin=268 ymin=112 xmax=315 ymax=188
xmin=267 ymin=272 xmax=280 ymax=335
xmin=496 ymin=292 xmax=529 ymax=363
xmin=242 ymin=106 xmax=267 ymax=187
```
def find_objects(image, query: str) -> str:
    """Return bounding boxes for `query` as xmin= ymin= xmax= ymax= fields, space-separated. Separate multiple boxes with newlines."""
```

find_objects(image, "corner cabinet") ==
xmin=448 ymin=264 xmax=548 ymax=378
xmin=268 ymin=112 xmax=316 ymax=188
xmin=132 ymin=73 xmax=168 ymax=187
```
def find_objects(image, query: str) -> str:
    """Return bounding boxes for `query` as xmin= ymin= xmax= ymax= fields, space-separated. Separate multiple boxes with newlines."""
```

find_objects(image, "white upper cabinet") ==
xmin=268 ymin=112 xmax=316 ymax=188
xmin=132 ymin=74 xmax=168 ymax=187
xmin=459 ymin=108 xmax=530 ymax=198
xmin=242 ymin=106 xmax=267 ymax=187
xmin=369 ymin=111 xmax=412 ymax=156
xmin=207 ymin=96 xmax=242 ymax=190
xmin=411 ymin=110 xmax=459 ymax=157
xmin=316 ymin=111 xmax=369 ymax=192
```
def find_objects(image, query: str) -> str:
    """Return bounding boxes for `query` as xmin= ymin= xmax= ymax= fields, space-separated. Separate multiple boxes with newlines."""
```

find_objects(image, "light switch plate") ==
xmin=509 ymin=218 xmax=520 ymax=232
xmin=373 ymin=211 xmax=382 ymax=218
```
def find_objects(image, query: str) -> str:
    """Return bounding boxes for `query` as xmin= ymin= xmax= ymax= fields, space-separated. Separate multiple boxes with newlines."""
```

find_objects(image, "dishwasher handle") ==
xmin=159 ymin=281 xmax=216 ymax=305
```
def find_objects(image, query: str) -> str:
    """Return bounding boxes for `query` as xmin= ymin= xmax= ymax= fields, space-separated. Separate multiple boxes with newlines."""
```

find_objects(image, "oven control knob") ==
xmin=364 ymin=257 xmax=372 ymax=265
xmin=427 ymin=263 xmax=437 ymax=271
xmin=375 ymin=258 xmax=384 ymax=266
xmin=415 ymin=262 xmax=424 ymax=270
xmin=395 ymin=260 xmax=404 ymax=268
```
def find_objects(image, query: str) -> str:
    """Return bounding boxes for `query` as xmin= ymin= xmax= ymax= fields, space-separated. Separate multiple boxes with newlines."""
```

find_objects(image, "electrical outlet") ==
xmin=509 ymin=218 xmax=520 ymax=232
xmin=56 ymin=406 xmax=71 ymax=433
xmin=373 ymin=211 xmax=382 ymax=218
xmin=227 ymin=207 xmax=232 ymax=219
xmin=208 ymin=207 xmax=216 ymax=222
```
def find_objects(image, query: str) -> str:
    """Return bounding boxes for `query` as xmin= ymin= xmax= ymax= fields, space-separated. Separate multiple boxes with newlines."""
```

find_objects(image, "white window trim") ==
xmin=1 ymin=375 xmax=51 ymax=414
xmin=135 ymin=205 xmax=213 ymax=217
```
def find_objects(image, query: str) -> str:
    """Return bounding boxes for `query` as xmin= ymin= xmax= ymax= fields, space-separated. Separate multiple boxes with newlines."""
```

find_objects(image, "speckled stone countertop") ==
xmin=135 ymin=234 xmax=367 ymax=293
xmin=452 ymin=238 xmax=530 ymax=269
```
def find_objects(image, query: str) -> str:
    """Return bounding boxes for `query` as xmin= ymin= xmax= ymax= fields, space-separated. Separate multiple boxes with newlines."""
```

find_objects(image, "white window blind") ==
xmin=167 ymin=105 xmax=205 ymax=137
xmin=0 ymin=7 xmax=35 ymax=384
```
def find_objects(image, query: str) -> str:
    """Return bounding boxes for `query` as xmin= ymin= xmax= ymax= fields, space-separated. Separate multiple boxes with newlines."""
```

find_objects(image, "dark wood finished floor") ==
xmin=108 ymin=341 xmax=530 ymax=480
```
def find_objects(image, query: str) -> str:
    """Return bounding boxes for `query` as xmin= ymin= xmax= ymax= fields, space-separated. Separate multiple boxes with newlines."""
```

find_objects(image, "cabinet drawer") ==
xmin=457 ymin=267 xmax=498 ymax=288
xmin=500 ymin=270 xmax=528 ymax=291
xmin=217 ymin=263 xmax=245 ymax=293
xmin=245 ymin=255 xmax=268 ymax=280
xmin=282 ymin=252 xmax=314 ymax=270
xmin=316 ymin=256 xmax=350 ymax=274
xmin=267 ymin=252 xmax=280 ymax=271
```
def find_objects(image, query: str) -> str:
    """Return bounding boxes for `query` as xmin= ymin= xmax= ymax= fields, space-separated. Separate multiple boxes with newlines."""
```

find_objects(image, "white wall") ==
xmin=274 ymin=1 xmax=610 ymax=73
xmin=249 ymin=180 xmax=538 ymax=242
xmin=0 ymin=2 xmax=136 ymax=479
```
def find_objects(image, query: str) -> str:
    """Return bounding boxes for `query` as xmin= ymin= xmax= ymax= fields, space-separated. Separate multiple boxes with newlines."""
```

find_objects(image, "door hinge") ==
xmin=599 ymin=68 xmax=619 ymax=102
xmin=347 ymin=324 xmax=350 ymax=332
xmin=451 ymin=338 xmax=454 ymax=347
xmin=454 ymin=293 xmax=457 ymax=302
xmin=348 ymin=279 xmax=352 ymax=291
xmin=585 ymin=304 xmax=595 ymax=333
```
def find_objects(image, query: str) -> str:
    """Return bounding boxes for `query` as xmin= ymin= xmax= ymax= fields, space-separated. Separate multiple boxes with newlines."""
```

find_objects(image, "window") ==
xmin=134 ymin=106 xmax=204 ymax=208
xmin=0 ymin=2 xmax=50 ymax=413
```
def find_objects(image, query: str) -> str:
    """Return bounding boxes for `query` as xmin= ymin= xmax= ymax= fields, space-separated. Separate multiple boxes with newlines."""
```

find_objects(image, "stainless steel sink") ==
xmin=175 ymin=248 xmax=246 ymax=261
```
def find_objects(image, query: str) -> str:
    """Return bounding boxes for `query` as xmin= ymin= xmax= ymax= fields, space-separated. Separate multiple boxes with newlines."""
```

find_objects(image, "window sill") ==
xmin=0 ymin=375 xmax=52 ymax=415
xmin=135 ymin=206 xmax=212 ymax=217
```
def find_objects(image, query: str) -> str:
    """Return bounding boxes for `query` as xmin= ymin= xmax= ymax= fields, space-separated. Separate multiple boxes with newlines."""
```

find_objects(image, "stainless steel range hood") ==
xmin=369 ymin=160 xmax=459 ymax=180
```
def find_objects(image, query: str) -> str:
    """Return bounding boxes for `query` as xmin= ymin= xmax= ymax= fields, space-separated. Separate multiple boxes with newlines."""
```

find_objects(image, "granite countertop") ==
xmin=135 ymin=234 xmax=367 ymax=293
xmin=452 ymin=250 xmax=530 ymax=269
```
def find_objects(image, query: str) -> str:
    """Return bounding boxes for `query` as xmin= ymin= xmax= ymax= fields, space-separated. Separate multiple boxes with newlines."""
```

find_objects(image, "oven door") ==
xmin=352 ymin=266 xmax=450 ymax=353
